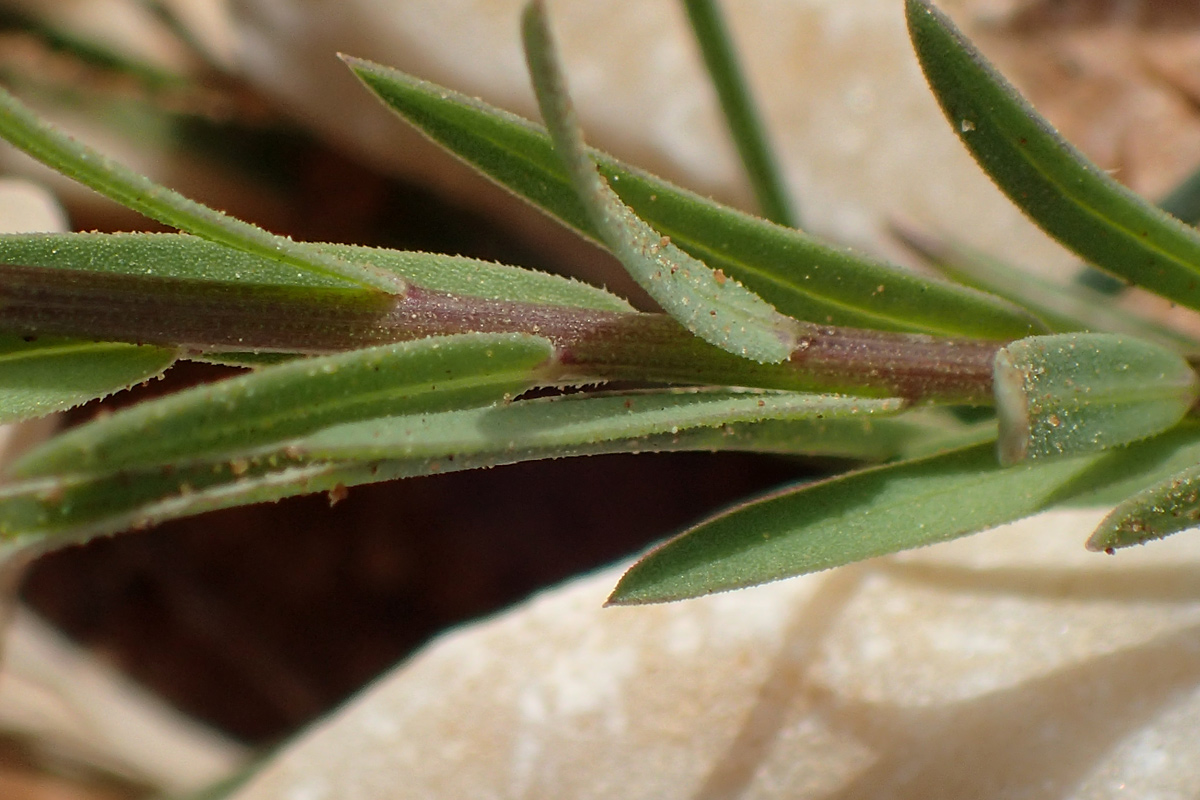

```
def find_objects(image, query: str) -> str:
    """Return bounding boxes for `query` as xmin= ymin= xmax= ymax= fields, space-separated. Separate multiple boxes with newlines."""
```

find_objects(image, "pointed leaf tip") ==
xmin=610 ymin=421 xmax=1200 ymax=604
xmin=1087 ymin=463 xmax=1200 ymax=552
xmin=907 ymin=0 xmax=1200 ymax=313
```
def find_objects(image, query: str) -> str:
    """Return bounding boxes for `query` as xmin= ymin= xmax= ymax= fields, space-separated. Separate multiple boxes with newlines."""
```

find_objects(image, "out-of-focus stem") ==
xmin=682 ymin=0 xmax=798 ymax=227
xmin=0 ymin=265 xmax=1001 ymax=403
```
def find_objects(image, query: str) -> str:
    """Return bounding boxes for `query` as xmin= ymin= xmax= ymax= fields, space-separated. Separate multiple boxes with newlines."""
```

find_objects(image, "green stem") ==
xmin=682 ymin=0 xmax=797 ymax=228
xmin=0 ymin=265 xmax=1000 ymax=402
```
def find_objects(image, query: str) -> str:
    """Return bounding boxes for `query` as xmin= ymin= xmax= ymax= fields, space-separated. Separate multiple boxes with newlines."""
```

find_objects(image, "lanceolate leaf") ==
xmin=993 ymin=333 xmax=1199 ymax=465
xmin=0 ymin=335 xmax=176 ymax=423
xmin=0 ymin=232 xmax=634 ymax=310
xmin=293 ymin=389 xmax=906 ymax=461
xmin=521 ymin=1 xmax=797 ymax=364
xmin=1087 ymin=463 xmax=1200 ymax=552
xmin=0 ymin=233 xmax=634 ymax=355
xmin=0 ymin=391 xmax=911 ymax=543
xmin=9 ymin=333 xmax=555 ymax=478
xmin=609 ymin=421 xmax=1200 ymax=604
xmin=894 ymin=226 xmax=1199 ymax=350
xmin=908 ymin=0 xmax=1200 ymax=313
xmin=343 ymin=61 xmax=1042 ymax=339
xmin=0 ymin=86 xmax=401 ymax=292
xmin=317 ymin=243 xmax=633 ymax=312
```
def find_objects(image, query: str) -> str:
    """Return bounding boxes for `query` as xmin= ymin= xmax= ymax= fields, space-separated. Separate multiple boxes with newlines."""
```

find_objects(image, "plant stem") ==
xmin=0 ymin=265 xmax=1001 ymax=402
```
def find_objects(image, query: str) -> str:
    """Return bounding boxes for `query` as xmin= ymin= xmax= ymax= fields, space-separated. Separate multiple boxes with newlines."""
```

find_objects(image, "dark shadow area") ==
xmin=21 ymin=435 xmax=806 ymax=742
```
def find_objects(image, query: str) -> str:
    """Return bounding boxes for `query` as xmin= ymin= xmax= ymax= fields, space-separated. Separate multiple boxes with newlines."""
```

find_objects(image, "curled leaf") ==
xmin=294 ymin=388 xmax=906 ymax=461
xmin=345 ymin=55 xmax=1043 ymax=339
xmin=0 ymin=391 xmax=909 ymax=545
xmin=520 ymin=0 xmax=798 ymax=364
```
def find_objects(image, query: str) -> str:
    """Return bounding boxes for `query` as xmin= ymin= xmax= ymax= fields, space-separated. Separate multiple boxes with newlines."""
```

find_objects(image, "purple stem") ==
xmin=0 ymin=265 xmax=1002 ymax=403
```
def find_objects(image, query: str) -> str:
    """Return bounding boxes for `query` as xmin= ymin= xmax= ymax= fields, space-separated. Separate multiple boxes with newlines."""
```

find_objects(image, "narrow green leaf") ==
xmin=343 ymin=59 xmax=1043 ymax=339
xmin=0 ymin=459 xmax=361 ymax=544
xmin=682 ymin=0 xmax=797 ymax=227
xmin=0 ymin=232 xmax=636 ymax=357
xmin=609 ymin=420 xmax=1200 ymax=604
xmin=0 ymin=232 xmax=634 ymax=311
xmin=9 ymin=333 xmax=555 ymax=478
xmin=671 ymin=414 xmax=935 ymax=461
xmin=0 ymin=390 xmax=909 ymax=544
xmin=294 ymin=388 xmax=906 ymax=461
xmin=318 ymin=243 xmax=634 ymax=312
xmin=993 ymin=333 xmax=1198 ymax=465
xmin=1073 ymin=159 xmax=1200 ymax=294
xmin=907 ymin=0 xmax=1200 ymax=312
xmin=1087 ymin=463 xmax=1200 ymax=552
xmin=521 ymin=1 xmax=797 ymax=364
xmin=0 ymin=335 xmax=176 ymax=423
xmin=0 ymin=86 xmax=401 ymax=292
xmin=895 ymin=225 xmax=1199 ymax=349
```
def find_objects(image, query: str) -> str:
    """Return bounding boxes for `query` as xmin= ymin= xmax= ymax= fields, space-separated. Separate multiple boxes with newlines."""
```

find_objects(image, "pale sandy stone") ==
xmin=230 ymin=509 xmax=1200 ymax=800
xmin=0 ymin=178 xmax=68 ymax=235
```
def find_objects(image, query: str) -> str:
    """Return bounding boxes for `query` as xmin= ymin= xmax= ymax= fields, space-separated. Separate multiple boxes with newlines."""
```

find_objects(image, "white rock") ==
xmin=229 ymin=509 xmax=1200 ymax=799
xmin=0 ymin=178 xmax=68 ymax=235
